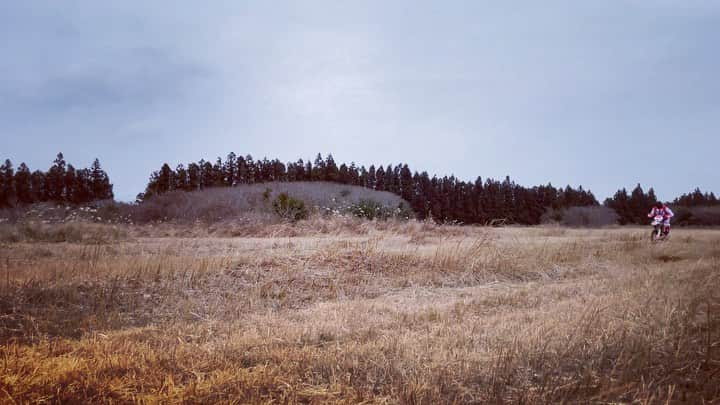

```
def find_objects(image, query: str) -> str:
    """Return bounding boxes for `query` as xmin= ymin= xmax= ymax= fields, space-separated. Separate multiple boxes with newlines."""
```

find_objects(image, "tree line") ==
xmin=603 ymin=184 xmax=660 ymax=225
xmin=141 ymin=153 xmax=599 ymax=225
xmin=604 ymin=184 xmax=720 ymax=225
xmin=673 ymin=188 xmax=719 ymax=207
xmin=0 ymin=153 xmax=113 ymax=208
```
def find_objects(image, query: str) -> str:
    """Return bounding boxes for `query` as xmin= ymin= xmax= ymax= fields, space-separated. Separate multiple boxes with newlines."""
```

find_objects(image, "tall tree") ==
xmin=312 ymin=153 xmax=325 ymax=181
xmin=324 ymin=154 xmax=339 ymax=182
xmin=0 ymin=159 xmax=16 ymax=207
xmin=30 ymin=171 xmax=46 ymax=202
xmin=14 ymin=163 xmax=33 ymax=204
xmin=64 ymin=164 xmax=78 ymax=204
xmin=157 ymin=163 xmax=174 ymax=194
xmin=224 ymin=152 xmax=237 ymax=186
xmin=175 ymin=164 xmax=189 ymax=191
xmin=90 ymin=158 xmax=114 ymax=200
xmin=187 ymin=163 xmax=201 ymax=191
xmin=46 ymin=153 xmax=67 ymax=202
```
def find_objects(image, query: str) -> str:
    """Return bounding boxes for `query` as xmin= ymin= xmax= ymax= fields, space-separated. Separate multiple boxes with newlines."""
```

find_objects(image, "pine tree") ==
xmin=175 ymin=164 xmax=189 ymax=191
xmin=201 ymin=160 xmax=214 ymax=188
xmin=272 ymin=159 xmax=286 ymax=181
xmin=14 ymin=163 xmax=33 ymax=204
xmin=708 ymin=191 xmax=718 ymax=205
xmin=224 ymin=152 xmax=237 ymax=186
xmin=64 ymin=164 xmax=78 ymax=204
xmin=312 ymin=153 xmax=325 ymax=181
xmin=348 ymin=163 xmax=359 ymax=185
xmin=399 ymin=164 xmax=413 ymax=202
xmin=244 ymin=155 xmax=256 ymax=184
xmin=367 ymin=165 xmax=377 ymax=189
xmin=90 ymin=158 xmax=114 ymax=200
xmin=293 ymin=159 xmax=306 ymax=181
xmin=605 ymin=188 xmax=632 ymax=224
xmin=628 ymin=184 xmax=648 ymax=224
xmin=74 ymin=168 xmax=92 ymax=204
xmin=46 ymin=153 xmax=67 ymax=202
xmin=304 ymin=160 xmax=312 ymax=182
xmin=157 ymin=164 xmax=174 ymax=194
xmin=359 ymin=166 xmax=368 ymax=188
xmin=187 ymin=163 xmax=201 ymax=191
xmin=30 ymin=171 xmax=46 ymax=202
xmin=0 ymin=159 xmax=16 ymax=207
xmin=384 ymin=165 xmax=395 ymax=193
xmin=338 ymin=164 xmax=349 ymax=184
xmin=375 ymin=166 xmax=386 ymax=191
xmin=324 ymin=154 xmax=338 ymax=182
xmin=213 ymin=158 xmax=225 ymax=186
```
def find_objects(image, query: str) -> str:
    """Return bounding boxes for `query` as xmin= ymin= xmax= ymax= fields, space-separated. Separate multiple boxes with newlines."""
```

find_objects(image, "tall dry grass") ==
xmin=0 ymin=222 xmax=718 ymax=403
xmin=0 ymin=221 xmax=127 ymax=244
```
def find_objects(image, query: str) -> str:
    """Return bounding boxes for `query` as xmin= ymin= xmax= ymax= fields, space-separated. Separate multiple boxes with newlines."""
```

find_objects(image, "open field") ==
xmin=1 ymin=222 xmax=719 ymax=403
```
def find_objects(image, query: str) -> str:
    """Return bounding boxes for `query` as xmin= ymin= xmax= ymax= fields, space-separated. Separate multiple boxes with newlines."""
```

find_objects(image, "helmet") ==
xmin=655 ymin=201 xmax=663 ymax=208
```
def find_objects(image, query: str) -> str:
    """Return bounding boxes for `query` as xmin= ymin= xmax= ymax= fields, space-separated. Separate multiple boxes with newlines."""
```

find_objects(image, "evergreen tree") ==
xmin=157 ymin=164 xmax=174 ymax=194
xmin=46 ymin=153 xmax=67 ymax=201
xmin=64 ymin=164 xmax=78 ymax=204
xmin=359 ymin=166 xmax=368 ymax=188
xmin=338 ymin=163 xmax=349 ymax=184
xmin=187 ymin=163 xmax=201 ymax=191
xmin=399 ymin=164 xmax=413 ymax=202
xmin=324 ymin=154 xmax=339 ymax=182
xmin=244 ymin=155 xmax=256 ymax=184
xmin=384 ymin=165 xmax=395 ymax=193
xmin=90 ymin=158 xmax=113 ymax=200
xmin=224 ymin=152 xmax=237 ymax=186
xmin=213 ymin=158 xmax=225 ymax=186
xmin=375 ymin=166 xmax=386 ymax=191
xmin=14 ymin=163 xmax=33 ymax=204
xmin=0 ymin=159 xmax=16 ymax=207
xmin=312 ymin=153 xmax=325 ymax=181
xmin=175 ymin=164 xmax=189 ymax=191
xmin=367 ymin=165 xmax=377 ymax=189
xmin=30 ymin=171 xmax=46 ymax=202
xmin=605 ymin=188 xmax=632 ymax=224
xmin=201 ymin=160 xmax=214 ymax=188
xmin=74 ymin=168 xmax=92 ymax=204
xmin=348 ymin=162 xmax=359 ymax=185
xmin=304 ymin=160 xmax=312 ymax=182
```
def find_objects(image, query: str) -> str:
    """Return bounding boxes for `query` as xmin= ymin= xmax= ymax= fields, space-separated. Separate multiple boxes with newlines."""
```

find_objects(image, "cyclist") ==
xmin=648 ymin=201 xmax=674 ymax=235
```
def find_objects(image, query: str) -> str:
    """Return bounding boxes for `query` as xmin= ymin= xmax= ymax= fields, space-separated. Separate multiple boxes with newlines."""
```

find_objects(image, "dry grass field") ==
xmin=1 ymin=220 xmax=719 ymax=403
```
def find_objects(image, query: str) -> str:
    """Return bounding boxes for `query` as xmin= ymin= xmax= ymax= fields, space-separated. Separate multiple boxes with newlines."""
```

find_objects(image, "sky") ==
xmin=2 ymin=1 xmax=719 ymax=202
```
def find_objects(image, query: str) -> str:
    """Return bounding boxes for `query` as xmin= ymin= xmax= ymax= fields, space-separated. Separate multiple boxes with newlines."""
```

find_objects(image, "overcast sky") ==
xmin=2 ymin=1 xmax=719 ymax=202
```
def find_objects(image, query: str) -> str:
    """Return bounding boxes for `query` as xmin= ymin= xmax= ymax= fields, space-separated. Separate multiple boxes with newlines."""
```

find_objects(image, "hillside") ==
xmin=131 ymin=181 xmax=411 ymax=223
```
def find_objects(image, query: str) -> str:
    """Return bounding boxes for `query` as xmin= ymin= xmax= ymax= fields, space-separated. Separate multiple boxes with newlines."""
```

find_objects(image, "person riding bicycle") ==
xmin=648 ymin=201 xmax=674 ymax=235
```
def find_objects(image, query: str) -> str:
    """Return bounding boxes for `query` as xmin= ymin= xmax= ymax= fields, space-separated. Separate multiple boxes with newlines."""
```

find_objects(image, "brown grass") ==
xmin=0 ymin=221 xmax=127 ymax=244
xmin=0 ymin=222 xmax=719 ymax=403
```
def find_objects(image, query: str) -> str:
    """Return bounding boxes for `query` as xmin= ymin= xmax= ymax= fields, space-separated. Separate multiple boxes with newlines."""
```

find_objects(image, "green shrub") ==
xmin=272 ymin=193 xmax=309 ymax=222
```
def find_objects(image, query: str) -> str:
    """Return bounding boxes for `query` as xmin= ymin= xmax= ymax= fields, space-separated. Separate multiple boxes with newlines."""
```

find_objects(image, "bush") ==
xmin=673 ymin=206 xmax=720 ymax=226
xmin=272 ymin=193 xmax=309 ymax=222
xmin=542 ymin=206 xmax=619 ymax=227
xmin=349 ymin=199 xmax=412 ymax=221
